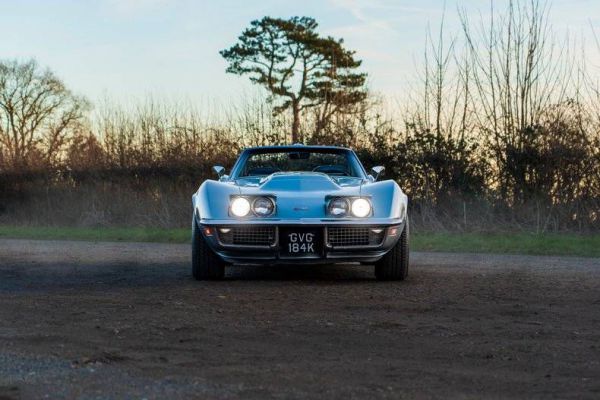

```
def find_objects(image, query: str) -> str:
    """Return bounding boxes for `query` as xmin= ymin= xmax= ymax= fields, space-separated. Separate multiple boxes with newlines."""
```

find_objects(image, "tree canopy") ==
xmin=220 ymin=16 xmax=367 ymax=143
xmin=0 ymin=59 xmax=88 ymax=170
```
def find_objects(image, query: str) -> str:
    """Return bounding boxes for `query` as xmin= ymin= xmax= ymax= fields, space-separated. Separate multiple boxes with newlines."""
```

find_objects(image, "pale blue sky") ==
xmin=1 ymin=0 xmax=598 ymax=104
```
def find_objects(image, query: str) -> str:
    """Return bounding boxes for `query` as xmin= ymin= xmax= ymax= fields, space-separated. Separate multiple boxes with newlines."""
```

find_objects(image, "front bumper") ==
xmin=198 ymin=220 xmax=405 ymax=265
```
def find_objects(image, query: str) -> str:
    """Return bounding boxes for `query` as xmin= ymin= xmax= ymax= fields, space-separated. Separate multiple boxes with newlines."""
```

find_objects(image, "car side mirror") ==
xmin=212 ymin=165 xmax=225 ymax=179
xmin=371 ymin=166 xmax=385 ymax=181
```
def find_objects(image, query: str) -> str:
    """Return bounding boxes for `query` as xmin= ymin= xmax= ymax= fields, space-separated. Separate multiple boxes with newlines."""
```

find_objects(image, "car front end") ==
xmin=191 ymin=145 xmax=410 ymax=279
xmin=198 ymin=219 xmax=405 ymax=265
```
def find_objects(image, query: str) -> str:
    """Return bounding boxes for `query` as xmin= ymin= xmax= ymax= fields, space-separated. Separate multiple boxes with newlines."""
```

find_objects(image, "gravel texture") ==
xmin=1 ymin=239 xmax=599 ymax=399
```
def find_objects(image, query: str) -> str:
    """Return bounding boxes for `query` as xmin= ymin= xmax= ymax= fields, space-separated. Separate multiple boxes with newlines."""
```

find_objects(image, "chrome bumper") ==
xmin=197 ymin=220 xmax=405 ymax=265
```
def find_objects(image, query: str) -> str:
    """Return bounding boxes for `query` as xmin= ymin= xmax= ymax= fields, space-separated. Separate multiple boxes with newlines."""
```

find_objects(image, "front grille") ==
xmin=218 ymin=226 xmax=276 ymax=246
xmin=327 ymin=227 xmax=385 ymax=247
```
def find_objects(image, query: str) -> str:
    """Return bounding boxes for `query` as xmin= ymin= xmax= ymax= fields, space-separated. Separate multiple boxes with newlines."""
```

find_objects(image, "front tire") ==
xmin=375 ymin=220 xmax=409 ymax=281
xmin=192 ymin=220 xmax=225 ymax=280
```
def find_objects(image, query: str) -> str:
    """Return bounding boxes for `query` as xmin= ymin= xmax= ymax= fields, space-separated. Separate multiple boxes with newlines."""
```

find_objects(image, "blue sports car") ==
xmin=191 ymin=145 xmax=409 ymax=280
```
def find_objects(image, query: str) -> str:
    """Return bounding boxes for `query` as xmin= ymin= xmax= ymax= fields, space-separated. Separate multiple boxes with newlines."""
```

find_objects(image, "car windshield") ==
xmin=237 ymin=150 xmax=364 ymax=178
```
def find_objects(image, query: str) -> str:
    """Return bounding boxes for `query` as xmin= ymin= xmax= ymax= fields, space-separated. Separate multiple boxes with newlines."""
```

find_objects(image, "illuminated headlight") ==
xmin=351 ymin=198 xmax=371 ymax=217
xmin=230 ymin=197 xmax=251 ymax=217
xmin=328 ymin=198 xmax=350 ymax=217
xmin=252 ymin=197 xmax=275 ymax=217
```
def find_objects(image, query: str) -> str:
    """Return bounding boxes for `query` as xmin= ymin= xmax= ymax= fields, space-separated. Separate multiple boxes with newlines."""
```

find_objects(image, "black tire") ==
xmin=192 ymin=220 xmax=225 ymax=280
xmin=375 ymin=219 xmax=409 ymax=281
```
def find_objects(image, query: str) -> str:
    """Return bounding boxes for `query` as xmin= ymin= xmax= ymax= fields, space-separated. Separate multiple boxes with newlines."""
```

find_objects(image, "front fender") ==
xmin=361 ymin=179 xmax=408 ymax=221
xmin=192 ymin=180 xmax=239 ymax=223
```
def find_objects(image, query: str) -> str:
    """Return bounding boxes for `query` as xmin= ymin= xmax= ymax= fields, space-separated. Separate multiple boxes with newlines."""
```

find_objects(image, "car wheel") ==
xmin=375 ymin=219 xmax=409 ymax=281
xmin=192 ymin=220 xmax=225 ymax=280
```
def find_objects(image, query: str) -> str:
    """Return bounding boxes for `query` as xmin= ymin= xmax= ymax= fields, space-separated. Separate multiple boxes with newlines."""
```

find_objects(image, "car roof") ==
xmin=243 ymin=145 xmax=353 ymax=153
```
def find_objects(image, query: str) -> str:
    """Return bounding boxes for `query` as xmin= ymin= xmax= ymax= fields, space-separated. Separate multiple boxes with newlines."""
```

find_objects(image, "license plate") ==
xmin=280 ymin=228 xmax=322 ymax=257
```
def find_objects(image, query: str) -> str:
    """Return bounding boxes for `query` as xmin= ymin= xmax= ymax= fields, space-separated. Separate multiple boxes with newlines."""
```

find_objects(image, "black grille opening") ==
xmin=327 ymin=227 xmax=385 ymax=247
xmin=218 ymin=226 xmax=276 ymax=246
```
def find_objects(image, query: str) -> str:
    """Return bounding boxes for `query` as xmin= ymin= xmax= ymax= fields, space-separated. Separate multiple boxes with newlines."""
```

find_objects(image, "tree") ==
xmin=458 ymin=0 xmax=575 ymax=204
xmin=220 ymin=16 xmax=367 ymax=143
xmin=0 ymin=59 xmax=88 ymax=170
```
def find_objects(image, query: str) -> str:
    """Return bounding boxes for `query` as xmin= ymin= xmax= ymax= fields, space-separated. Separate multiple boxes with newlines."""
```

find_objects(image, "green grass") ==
xmin=0 ymin=225 xmax=598 ymax=257
xmin=411 ymin=232 xmax=600 ymax=258
xmin=0 ymin=226 xmax=190 ymax=244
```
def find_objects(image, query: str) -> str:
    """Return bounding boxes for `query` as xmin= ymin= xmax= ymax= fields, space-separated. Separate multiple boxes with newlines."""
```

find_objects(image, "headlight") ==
xmin=351 ymin=198 xmax=371 ymax=217
xmin=230 ymin=197 xmax=251 ymax=217
xmin=252 ymin=197 xmax=275 ymax=217
xmin=328 ymin=198 xmax=350 ymax=217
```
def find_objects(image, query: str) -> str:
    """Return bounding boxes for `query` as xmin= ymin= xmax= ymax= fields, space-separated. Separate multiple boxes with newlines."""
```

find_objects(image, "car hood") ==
xmin=193 ymin=172 xmax=406 ymax=222
xmin=234 ymin=172 xmax=364 ymax=191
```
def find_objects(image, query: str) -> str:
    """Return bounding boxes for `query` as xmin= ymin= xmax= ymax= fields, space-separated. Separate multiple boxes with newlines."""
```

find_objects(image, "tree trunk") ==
xmin=291 ymin=100 xmax=300 ymax=143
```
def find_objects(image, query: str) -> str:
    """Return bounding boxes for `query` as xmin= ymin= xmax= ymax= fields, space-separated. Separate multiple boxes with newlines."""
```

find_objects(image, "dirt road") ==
xmin=0 ymin=239 xmax=599 ymax=399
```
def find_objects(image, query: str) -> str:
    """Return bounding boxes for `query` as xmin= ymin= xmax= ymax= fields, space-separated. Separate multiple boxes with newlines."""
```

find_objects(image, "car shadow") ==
xmin=0 ymin=260 xmax=376 ymax=293
xmin=225 ymin=263 xmax=376 ymax=282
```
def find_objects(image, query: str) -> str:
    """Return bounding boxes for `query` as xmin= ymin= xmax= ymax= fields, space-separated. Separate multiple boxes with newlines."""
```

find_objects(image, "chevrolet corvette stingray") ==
xmin=191 ymin=145 xmax=409 ymax=280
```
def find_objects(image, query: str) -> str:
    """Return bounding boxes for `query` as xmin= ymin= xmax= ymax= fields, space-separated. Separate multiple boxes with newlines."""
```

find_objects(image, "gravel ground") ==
xmin=0 ymin=238 xmax=599 ymax=399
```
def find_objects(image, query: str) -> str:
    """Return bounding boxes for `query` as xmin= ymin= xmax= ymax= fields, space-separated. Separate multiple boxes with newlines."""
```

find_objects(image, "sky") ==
xmin=1 ymin=0 xmax=599 ymax=105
